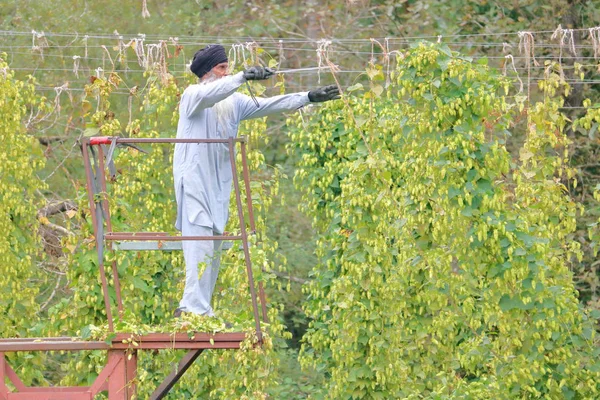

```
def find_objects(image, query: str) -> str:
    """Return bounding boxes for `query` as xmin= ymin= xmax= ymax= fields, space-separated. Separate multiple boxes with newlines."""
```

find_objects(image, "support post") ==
xmin=240 ymin=142 xmax=269 ymax=323
xmin=0 ymin=353 xmax=8 ymax=400
xmin=150 ymin=350 xmax=203 ymax=400
xmin=97 ymin=145 xmax=124 ymax=317
xmin=107 ymin=350 xmax=131 ymax=400
xmin=125 ymin=350 xmax=137 ymax=398
xmin=229 ymin=139 xmax=262 ymax=342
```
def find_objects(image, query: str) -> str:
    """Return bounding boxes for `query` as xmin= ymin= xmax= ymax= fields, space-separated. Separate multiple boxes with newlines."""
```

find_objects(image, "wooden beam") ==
xmin=150 ymin=350 xmax=204 ymax=400
xmin=7 ymin=393 xmax=91 ymax=400
xmin=4 ymin=363 xmax=26 ymax=392
xmin=89 ymin=352 xmax=122 ymax=396
xmin=0 ymin=353 xmax=9 ymax=400
xmin=125 ymin=351 xmax=137 ymax=399
xmin=107 ymin=351 xmax=127 ymax=400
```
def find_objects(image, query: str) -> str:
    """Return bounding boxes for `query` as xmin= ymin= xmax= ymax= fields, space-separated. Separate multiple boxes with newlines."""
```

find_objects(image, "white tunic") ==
xmin=173 ymin=71 xmax=310 ymax=233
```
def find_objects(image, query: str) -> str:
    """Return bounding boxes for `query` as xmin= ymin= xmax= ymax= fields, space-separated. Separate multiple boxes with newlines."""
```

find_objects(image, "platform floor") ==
xmin=0 ymin=332 xmax=247 ymax=352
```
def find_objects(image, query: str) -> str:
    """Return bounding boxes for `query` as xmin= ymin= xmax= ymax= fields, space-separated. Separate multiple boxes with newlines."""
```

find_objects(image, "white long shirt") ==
xmin=173 ymin=71 xmax=310 ymax=233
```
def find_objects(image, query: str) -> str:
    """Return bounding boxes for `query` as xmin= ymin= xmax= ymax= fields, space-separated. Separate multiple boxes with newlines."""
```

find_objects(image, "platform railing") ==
xmin=81 ymin=136 xmax=268 ymax=340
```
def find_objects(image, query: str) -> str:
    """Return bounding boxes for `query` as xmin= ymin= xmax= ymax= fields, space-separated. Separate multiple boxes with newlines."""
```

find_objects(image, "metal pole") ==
xmin=81 ymin=140 xmax=98 ymax=239
xmin=97 ymin=145 xmax=124 ymax=317
xmin=88 ymin=144 xmax=114 ymax=332
xmin=240 ymin=142 xmax=256 ymax=234
xmin=240 ymin=142 xmax=269 ymax=323
xmin=229 ymin=139 xmax=262 ymax=342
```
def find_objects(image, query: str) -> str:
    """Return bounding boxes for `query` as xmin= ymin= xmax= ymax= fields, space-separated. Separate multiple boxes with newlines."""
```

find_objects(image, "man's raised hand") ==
xmin=243 ymin=66 xmax=275 ymax=81
xmin=308 ymin=84 xmax=341 ymax=103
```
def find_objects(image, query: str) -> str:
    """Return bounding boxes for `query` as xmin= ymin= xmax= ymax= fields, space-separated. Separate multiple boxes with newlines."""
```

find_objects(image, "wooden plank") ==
xmin=150 ymin=350 xmax=204 ymax=400
xmin=114 ymin=332 xmax=246 ymax=342
xmin=89 ymin=352 xmax=122 ymax=396
xmin=107 ymin=351 xmax=127 ymax=400
xmin=14 ymin=387 xmax=91 ymax=393
xmin=0 ymin=332 xmax=246 ymax=352
xmin=0 ymin=342 xmax=109 ymax=352
xmin=4 ymin=363 xmax=26 ymax=391
xmin=0 ymin=338 xmax=72 ymax=343
xmin=7 ymin=392 xmax=91 ymax=400
xmin=0 ymin=353 xmax=9 ymax=400
xmin=125 ymin=351 xmax=137 ymax=399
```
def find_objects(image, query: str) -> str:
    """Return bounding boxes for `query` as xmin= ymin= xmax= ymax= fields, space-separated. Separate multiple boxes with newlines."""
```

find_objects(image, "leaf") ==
xmin=438 ymin=45 xmax=452 ymax=57
xmin=80 ymin=325 xmax=92 ymax=340
xmin=589 ymin=122 xmax=598 ymax=140
xmin=104 ymin=332 xmax=117 ymax=345
xmin=499 ymin=295 xmax=523 ymax=311
xmin=370 ymin=84 xmax=383 ymax=97
xmin=84 ymin=127 xmax=100 ymax=137
xmin=346 ymin=83 xmax=364 ymax=92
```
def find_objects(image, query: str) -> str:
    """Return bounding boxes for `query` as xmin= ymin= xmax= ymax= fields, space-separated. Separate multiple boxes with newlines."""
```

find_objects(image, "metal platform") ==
xmin=0 ymin=333 xmax=248 ymax=399
xmin=0 ymin=333 xmax=247 ymax=352
xmin=0 ymin=137 xmax=268 ymax=399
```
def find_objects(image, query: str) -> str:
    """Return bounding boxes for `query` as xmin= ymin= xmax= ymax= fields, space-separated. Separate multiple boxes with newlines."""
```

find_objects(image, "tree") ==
xmin=290 ymin=43 xmax=600 ymax=398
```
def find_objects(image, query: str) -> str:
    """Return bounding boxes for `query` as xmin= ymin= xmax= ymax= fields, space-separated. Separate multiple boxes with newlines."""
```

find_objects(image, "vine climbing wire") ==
xmin=2 ymin=26 xmax=599 ymax=229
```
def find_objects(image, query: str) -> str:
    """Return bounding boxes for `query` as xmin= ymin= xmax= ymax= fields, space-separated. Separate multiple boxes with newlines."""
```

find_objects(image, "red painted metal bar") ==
xmin=81 ymin=140 xmax=98 ymax=239
xmin=96 ymin=240 xmax=114 ymax=332
xmin=89 ymin=137 xmax=247 ymax=145
xmin=12 ymin=388 xmax=91 ymax=393
xmin=4 ymin=363 xmax=26 ymax=391
xmin=104 ymin=233 xmax=242 ymax=241
xmin=150 ymin=349 xmax=204 ymax=400
xmin=1 ymin=353 xmax=9 ymax=400
xmin=97 ymin=145 xmax=124 ymax=317
xmin=240 ymin=142 xmax=269 ymax=323
xmin=0 ymin=337 xmax=72 ymax=342
xmin=7 ymin=392 xmax=92 ymax=399
xmin=125 ymin=350 xmax=137 ymax=398
xmin=85 ymin=143 xmax=115 ymax=333
xmin=96 ymin=144 xmax=112 ymax=232
xmin=0 ymin=341 xmax=241 ymax=352
xmin=107 ymin=351 xmax=128 ymax=400
xmin=229 ymin=138 xmax=263 ymax=342
xmin=240 ymin=142 xmax=256 ymax=234
xmin=88 ymin=352 xmax=122 ymax=396
xmin=0 ymin=333 xmax=246 ymax=352
xmin=113 ymin=332 xmax=245 ymax=342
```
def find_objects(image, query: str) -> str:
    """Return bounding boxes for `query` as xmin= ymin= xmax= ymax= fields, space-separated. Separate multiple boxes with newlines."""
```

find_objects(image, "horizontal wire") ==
xmin=4 ymin=41 xmax=600 ymax=51
xmin=3 ymin=25 xmax=600 ymax=42
xmin=4 ymin=51 xmax=600 ymax=68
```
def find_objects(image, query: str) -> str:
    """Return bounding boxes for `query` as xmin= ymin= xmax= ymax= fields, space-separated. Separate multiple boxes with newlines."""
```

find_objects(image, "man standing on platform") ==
xmin=173 ymin=44 xmax=340 ymax=317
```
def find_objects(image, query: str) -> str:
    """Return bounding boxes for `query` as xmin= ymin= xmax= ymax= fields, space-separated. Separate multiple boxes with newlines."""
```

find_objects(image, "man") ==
xmin=173 ymin=44 xmax=340 ymax=317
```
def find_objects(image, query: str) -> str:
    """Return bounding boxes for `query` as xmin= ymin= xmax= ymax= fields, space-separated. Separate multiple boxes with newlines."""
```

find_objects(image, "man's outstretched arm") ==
xmin=180 ymin=66 xmax=279 ymax=118
xmin=180 ymin=72 xmax=247 ymax=117
xmin=238 ymin=84 xmax=341 ymax=121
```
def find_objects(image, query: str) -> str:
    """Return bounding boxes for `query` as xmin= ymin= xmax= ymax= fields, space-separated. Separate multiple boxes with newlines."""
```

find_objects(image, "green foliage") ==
xmin=0 ymin=56 xmax=44 ymax=336
xmin=0 ymin=56 xmax=49 ymax=384
xmin=289 ymin=43 xmax=600 ymax=398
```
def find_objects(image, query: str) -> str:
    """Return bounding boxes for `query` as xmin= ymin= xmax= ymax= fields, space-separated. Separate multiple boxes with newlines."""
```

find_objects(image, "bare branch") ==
xmin=41 ymin=221 xmax=74 ymax=236
xmin=37 ymin=136 xmax=69 ymax=146
xmin=38 ymin=200 xmax=77 ymax=218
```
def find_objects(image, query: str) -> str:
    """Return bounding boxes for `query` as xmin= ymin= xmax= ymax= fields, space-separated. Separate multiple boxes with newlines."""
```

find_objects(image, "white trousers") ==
xmin=179 ymin=203 xmax=223 ymax=316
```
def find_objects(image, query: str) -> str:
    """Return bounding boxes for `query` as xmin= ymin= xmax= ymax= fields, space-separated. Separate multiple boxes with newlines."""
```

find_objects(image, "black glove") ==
xmin=243 ymin=66 xmax=275 ymax=80
xmin=308 ymin=84 xmax=341 ymax=103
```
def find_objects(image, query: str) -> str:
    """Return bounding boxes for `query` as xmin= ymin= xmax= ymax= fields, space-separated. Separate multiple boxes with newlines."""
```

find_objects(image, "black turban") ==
xmin=190 ymin=44 xmax=228 ymax=79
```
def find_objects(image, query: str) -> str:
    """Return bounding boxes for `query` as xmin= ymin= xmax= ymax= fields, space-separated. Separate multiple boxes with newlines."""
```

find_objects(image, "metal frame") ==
xmin=0 ymin=136 xmax=269 ymax=399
